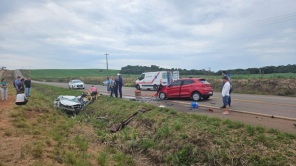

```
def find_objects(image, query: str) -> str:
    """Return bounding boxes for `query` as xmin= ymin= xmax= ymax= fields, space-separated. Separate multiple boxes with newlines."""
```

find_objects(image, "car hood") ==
xmin=59 ymin=96 xmax=81 ymax=106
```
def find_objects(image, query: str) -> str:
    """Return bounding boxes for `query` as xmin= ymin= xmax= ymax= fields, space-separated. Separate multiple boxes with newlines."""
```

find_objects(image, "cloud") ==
xmin=0 ymin=0 xmax=295 ymax=71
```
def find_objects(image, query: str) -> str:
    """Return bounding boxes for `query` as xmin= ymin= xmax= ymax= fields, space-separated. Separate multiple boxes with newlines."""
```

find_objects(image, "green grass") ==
xmin=5 ymin=82 xmax=296 ymax=165
xmin=22 ymin=69 xmax=119 ymax=79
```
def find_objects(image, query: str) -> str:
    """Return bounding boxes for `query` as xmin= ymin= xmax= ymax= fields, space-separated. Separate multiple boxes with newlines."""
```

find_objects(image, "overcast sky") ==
xmin=0 ymin=0 xmax=295 ymax=71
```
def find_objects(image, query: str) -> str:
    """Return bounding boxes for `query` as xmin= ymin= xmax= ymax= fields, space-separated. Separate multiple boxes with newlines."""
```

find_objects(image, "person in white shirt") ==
xmin=15 ymin=93 xmax=28 ymax=105
xmin=222 ymin=76 xmax=231 ymax=115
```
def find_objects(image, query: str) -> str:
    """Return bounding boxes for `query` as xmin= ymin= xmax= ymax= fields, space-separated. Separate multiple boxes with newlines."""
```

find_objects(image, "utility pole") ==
xmin=105 ymin=53 xmax=109 ymax=70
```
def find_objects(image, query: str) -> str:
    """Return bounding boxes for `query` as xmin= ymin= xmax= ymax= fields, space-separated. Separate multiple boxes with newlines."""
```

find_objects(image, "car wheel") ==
xmin=72 ymin=85 xmax=74 ymax=89
xmin=153 ymin=84 xmax=159 ymax=91
xmin=136 ymin=84 xmax=141 ymax=90
xmin=192 ymin=92 xmax=201 ymax=101
xmin=203 ymin=96 xmax=210 ymax=100
xmin=159 ymin=92 xmax=166 ymax=100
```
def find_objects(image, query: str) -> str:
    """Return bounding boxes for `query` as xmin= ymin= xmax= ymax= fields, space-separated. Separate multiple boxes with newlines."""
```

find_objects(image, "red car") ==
xmin=159 ymin=78 xmax=213 ymax=101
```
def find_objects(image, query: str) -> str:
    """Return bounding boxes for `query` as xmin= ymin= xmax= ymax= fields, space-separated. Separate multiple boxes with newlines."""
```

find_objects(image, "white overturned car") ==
xmin=54 ymin=94 xmax=90 ymax=114
xmin=69 ymin=80 xmax=85 ymax=89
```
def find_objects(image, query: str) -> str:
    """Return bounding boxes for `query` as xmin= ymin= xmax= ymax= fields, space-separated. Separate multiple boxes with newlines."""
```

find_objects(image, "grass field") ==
xmin=1 ymin=83 xmax=295 ymax=165
xmin=0 ymin=84 xmax=296 ymax=166
xmin=22 ymin=69 xmax=120 ymax=79
xmin=22 ymin=69 xmax=296 ymax=79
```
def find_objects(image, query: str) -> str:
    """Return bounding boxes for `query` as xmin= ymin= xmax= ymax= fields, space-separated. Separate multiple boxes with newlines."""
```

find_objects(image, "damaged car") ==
xmin=54 ymin=93 xmax=91 ymax=114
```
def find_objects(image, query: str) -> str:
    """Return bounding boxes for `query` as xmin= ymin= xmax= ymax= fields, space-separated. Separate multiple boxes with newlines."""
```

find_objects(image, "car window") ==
xmin=138 ymin=74 xmax=145 ymax=80
xmin=199 ymin=79 xmax=209 ymax=84
xmin=170 ymin=80 xmax=182 ymax=87
xmin=162 ymin=72 xmax=167 ymax=79
xmin=183 ymin=79 xmax=195 ymax=85
xmin=73 ymin=80 xmax=82 ymax=83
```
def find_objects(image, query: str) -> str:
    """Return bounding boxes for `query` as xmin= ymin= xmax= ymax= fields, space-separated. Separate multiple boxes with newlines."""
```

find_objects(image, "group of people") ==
xmin=13 ymin=76 xmax=32 ymax=105
xmin=221 ymin=71 xmax=232 ymax=115
xmin=87 ymin=73 xmax=124 ymax=99
xmin=106 ymin=73 xmax=124 ymax=98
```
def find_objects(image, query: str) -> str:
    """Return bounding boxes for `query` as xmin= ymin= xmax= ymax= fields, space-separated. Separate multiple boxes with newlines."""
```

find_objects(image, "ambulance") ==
xmin=135 ymin=71 xmax=179 ymax=90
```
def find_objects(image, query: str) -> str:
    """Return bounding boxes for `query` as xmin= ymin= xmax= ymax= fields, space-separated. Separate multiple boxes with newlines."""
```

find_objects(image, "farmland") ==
xmin=0 ymin=83 xmax=295 ymax=165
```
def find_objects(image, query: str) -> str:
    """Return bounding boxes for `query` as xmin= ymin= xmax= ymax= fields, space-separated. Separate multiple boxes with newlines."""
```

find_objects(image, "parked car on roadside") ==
xmin=68 ymin=80 xmax=85 ymax=89
xmin=159 ymin=78 xmax=213 ymax=101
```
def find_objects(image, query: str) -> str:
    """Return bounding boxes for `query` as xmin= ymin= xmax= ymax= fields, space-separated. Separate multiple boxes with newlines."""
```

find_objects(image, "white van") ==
xmin=135 ymin=71 xmax=179 ymax=90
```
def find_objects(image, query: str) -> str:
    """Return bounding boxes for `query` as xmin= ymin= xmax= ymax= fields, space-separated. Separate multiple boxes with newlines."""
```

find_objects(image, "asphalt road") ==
xmin=33 ymin=80 xmax=296 ymax=119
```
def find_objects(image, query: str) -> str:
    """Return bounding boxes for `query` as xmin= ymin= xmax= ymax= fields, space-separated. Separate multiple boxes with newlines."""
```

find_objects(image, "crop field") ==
xmin=22 ymin=69 xmax=296 ymax=80
xmin=21 ymin=69 xmax=120 ymax=79
xmin=0 ymin=83 xmax=295 ymax=165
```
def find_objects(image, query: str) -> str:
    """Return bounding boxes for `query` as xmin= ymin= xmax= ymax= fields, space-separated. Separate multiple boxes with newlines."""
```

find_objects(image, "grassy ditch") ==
xmin=84 ymin=96 xmax=296 ymax=166
xmin=3 ymin=83 xmax=295 ymax=165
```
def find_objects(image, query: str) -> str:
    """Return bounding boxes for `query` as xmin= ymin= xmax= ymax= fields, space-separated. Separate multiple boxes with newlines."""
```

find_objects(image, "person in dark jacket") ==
xmin=117 ymin=73 xmax=123 ymax=98
xmin=13 ymin=76 xmax=21 ymax=94
xmin=113 ymin=78 xmax=119 ymax=98
xmin=24 ymin=77 xmax=31 ymax=97
xmin=17 ymin=78 xmax=25 ymax=94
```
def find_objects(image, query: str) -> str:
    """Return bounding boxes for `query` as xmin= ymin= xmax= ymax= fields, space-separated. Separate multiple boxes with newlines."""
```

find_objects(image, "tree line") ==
xmin=121 ymin=64 xmax=296 ymax=75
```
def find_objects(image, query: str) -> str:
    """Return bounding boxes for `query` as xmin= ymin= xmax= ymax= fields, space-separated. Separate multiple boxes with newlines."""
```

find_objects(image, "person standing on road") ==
xmin=118 ymin=73 xmax=123 ymax=98
xmin=0 ymin=78 xmax=8 ymax=100
xmin=106 ymin=77 xmax=111 ymax=95
xmin=24 ymin=77 xmax=31 ymax=97
xmin=109 ymin=77 xmax=114 ymax=97
xmin=221 ymin=71 xmax=232 ymax=108
xmin=113 ymin=78 xmax=119 ymax=98
xmin=222 ymin=76 xmax=231 ymax=115
xmin=13 ymin=76 xmax=21 ymax=94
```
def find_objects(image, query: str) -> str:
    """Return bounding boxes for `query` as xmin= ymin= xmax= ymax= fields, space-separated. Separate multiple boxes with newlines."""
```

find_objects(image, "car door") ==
xmin=180 ymin=79 xmax=195 ymax=97
xmin=166 ymin=80 xmax=183 ymax=98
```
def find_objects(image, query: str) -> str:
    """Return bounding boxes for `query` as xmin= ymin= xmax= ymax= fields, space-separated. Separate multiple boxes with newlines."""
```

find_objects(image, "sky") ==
xmin=0 ymin=0 xmax=296 ymax=71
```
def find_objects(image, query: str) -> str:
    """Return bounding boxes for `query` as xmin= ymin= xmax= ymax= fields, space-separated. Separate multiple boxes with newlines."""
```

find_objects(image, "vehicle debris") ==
xmin=54 ymin=93 xmax=92 ymax=114
xmin=110 ymin=107 xmax=151 ymax=133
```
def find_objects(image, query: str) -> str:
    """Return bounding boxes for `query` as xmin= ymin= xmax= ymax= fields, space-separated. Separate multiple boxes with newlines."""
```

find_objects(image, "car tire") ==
xmin=136 ymin=84 xmax=141 ymax=90
xmin=159 ymin=92 xmax=166 ymax=100
xmin=153 ymin=84 xmax=159 ymax=91
xmin=192 ymin=92 xmax=201 ymax=101
xmin=203 ymin=96 xmax=210 ymax=100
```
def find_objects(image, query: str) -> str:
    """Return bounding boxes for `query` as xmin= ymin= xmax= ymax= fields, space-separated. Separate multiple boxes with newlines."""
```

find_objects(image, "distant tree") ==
xmin=120 ymin=64 xmax=296 ymax=75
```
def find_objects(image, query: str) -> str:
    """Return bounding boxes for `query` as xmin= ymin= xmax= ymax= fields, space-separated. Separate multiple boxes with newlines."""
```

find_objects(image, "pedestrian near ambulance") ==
xmin=24 ymin=77 xmax=31 ymax=97
xmin=109 ymin=77 xmax=114 ymax=97
xmin=222 ymin=76 xmax=231 ymax=115
xmin=0 ymin=79 xmax=8 ymax=100
xmin=113 ymin=78 xmax=119 ymax=98
xmin=106 ymin=77 xmax=111 ymax=95
xmin=118 ymin=73 xmax=123 ymax=98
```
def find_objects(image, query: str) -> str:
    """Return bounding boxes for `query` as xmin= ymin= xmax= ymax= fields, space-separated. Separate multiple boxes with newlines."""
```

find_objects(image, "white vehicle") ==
xmin=54 ymin=94 xmax=90 ymax=114
xmin=68 ymin=80 xmax=85 ymax=89
xmin=135 ymin=71 xmax=178 ymax=90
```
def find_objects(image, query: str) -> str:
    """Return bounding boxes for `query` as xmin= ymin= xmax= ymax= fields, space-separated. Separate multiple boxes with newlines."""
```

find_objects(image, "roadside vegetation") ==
xmin=1 ymin=83 xmax=295 ymax=165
